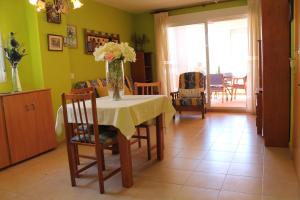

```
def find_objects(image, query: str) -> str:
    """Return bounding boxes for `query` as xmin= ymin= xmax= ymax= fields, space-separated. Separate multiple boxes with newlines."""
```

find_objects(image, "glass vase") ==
xmin=11 ymin=67 xmax=22 ymax=93
xmin=105 ymin=60 xmax=124 ymax=101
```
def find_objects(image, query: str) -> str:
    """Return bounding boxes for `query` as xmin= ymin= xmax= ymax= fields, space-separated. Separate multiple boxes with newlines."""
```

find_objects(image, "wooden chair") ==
xmin=133 ymin=82 xmax=161 ymax=160
xmin=71 ymin=87 xmax=119 ymax=155
xmin=61 ymin=91 xmax=121 ymax=194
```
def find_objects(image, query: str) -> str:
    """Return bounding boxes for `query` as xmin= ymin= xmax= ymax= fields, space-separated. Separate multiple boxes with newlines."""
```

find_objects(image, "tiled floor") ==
xmin=211 ymin=94 xmax=246 ymax=108
xmin=0 ymin=113 xmax=300 ymax=200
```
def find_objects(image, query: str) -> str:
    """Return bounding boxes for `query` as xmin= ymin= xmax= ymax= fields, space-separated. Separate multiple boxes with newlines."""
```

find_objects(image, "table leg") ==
xmin=156 ymin=114 xmax=164 ymax=160
xmin=117 ymin=132 xmax=133 ymax=187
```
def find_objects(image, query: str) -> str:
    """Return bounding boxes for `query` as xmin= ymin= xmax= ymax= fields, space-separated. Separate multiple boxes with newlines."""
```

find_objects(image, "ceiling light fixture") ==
xmin=28 ymin=0 xmax=83 ymax=13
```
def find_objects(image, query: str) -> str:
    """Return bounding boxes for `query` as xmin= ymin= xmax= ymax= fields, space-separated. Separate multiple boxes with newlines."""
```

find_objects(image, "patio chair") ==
xmin=209 ymin=74 xmax=225 ymax=103
xmin=231 ymin=75 xmax=247 ymax=100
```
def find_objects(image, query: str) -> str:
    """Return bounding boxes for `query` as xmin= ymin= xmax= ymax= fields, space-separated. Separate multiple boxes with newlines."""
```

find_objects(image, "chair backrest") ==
xmin=71 ymin=87 xmax=94 ymax=94
xmin=209 ymin=74 xmax=224 ymax=85
xmin=233 ymin=75 xmax=247 ymax=86
xmin=179 ymin=72 xmax=205 ymax=89
xmin=61 ymin=92 xmax=99 ymax=145
xmin=134 ymin=82 xmax=161 ymax=95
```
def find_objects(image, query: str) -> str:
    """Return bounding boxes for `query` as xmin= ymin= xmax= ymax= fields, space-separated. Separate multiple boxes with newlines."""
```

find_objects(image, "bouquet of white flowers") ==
xmin=93 ymin=42 xmax=136 ymax=63
xmin=93 ymin=42 xmax=136 ymax=101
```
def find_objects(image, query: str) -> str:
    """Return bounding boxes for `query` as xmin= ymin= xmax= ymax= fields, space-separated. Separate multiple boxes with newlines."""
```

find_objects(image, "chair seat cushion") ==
xmin=179 ymin=88 xmax=204 ymax=98
xmin=173 ymin=97 xmax=204 ymax=106
xmin=71 ymin=127 xmax=117 ymax=144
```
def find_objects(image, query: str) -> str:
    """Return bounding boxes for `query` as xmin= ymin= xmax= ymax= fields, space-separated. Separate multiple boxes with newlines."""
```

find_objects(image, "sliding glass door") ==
xmin=167 ymin=17 xmax=249 ymax=111
xmin=208 ymin=18 xmax=248 ymax=109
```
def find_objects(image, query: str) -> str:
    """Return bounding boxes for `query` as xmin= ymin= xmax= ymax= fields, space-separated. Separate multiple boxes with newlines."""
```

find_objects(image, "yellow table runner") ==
xmin=55 ymin=95 xmax=176 ymax=139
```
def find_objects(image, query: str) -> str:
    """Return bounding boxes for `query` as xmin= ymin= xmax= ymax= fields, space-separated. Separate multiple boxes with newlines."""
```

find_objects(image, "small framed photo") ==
xmin=66 ymin=25 xmax=78 ymax=48
xmin=46 ymin=1 xmax=61 ymax=24
xmin=48 ymin=34 xmax=63 ymax=51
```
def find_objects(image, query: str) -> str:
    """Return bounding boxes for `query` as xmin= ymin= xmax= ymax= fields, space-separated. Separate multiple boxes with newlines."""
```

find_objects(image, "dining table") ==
xmin=55 ymin=95 xmax=176 ymax=188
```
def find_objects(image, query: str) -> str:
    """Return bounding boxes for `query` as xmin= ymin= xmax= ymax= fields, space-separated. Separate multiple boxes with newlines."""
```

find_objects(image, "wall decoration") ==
xmin=66 ymin=25 xmax=77 ymax=48
xmin=131 ymin=33 xmax=149 ymax=52
xmin=48 ymin=34 xmax=63 ymax=51
xmin=84 ymin=29 xmax=120 ymax=54
xmin=46 ymin=1 xmax=61 ymax=24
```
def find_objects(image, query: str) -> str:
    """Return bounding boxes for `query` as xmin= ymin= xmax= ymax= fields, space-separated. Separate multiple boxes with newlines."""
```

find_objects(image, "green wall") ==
xmin=67 ymin=0 xmax=133 ymax=83
xmin=0 ymin=0 xmax=44 ymax=92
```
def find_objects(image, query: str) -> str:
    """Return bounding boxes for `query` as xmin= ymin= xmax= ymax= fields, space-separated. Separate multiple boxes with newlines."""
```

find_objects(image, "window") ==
xmin=0 ymin=33 xmax=6 ymax=82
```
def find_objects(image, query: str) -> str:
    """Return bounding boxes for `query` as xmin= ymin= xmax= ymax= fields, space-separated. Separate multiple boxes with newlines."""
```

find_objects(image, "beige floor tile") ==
xmin=175 ymin=186 xmax=219 ymax=200
xmin=137 ymin=165 xmax=192 ymax=185
xmin=203 ymin=151 xmax=235 ymax=162
xmin=222 ymin=175 xmax=262 ymax=195
xmin=228 ymin=163 xmax=263 ymax=178
xmin=219 ymin=191 xmax=261 ymax=200
xmin=196 ymin=160 xmax=230 ymax=174
xmin=176 ymin=149 xmax=207 ymax=159
xmin=263 ymin=177 xmax=300 ymax=197
xmin=185 ymin=172 xmax=225 ymax=190
xmin=159 ymin=157 xmax=200 ymax=171
xmin=130 ymin=180 xmax=182 ymax=200
xmin=232 ymin=153 xmax=263 ymax=164
xmin=210 ymin=143 xmax=238 ymax=152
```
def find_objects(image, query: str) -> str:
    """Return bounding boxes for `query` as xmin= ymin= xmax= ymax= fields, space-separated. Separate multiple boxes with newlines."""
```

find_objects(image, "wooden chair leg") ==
xmin=95 ymin=146 xmax=105 ymax=194
xmin=146 ymin=126 xmax=151 ymax=160
xmin=74 ymin=144 xmax=80 ymax=165
xmin=100 ymin=148 xmax=106 ymax=170
xmin=66 ymin=143 xmax=77 ymax=186
xmin=137 ymin=127 xmax=142 ymax=148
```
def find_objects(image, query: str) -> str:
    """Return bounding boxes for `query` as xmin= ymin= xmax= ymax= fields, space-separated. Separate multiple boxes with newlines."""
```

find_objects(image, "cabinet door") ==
xmin=33 ymin=90 xmax=57 ymax=153
xmin=3 ymin=94 xmax=39 ymax=163
xmin=0 ymin=98 xmax=11 ymax=168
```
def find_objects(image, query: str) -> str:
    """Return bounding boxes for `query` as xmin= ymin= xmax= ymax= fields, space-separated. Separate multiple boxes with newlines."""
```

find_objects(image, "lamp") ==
xmin=71 ymin=0 xmax=83 ymax=9
xmin=28 ymin=0 xmax=83 ymax=13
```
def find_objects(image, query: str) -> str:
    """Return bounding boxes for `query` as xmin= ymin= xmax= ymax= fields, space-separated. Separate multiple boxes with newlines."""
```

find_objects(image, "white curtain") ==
xmin=247 ymin=0 xmax=261 ymax=113
xmin=0 ymin=33 xmax=6 ymax=83
xmin=154 ymin=12 xmax=170 ymax=95
xmin=167 ymin=24 xmax=207 ymax=92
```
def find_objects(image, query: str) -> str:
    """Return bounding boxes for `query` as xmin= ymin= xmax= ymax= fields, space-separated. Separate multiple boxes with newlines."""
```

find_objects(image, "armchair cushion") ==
xmin=179 ymin=88 xmax=205 ymax=98
xmin=179 ymin=72 xmax=206 ymax=89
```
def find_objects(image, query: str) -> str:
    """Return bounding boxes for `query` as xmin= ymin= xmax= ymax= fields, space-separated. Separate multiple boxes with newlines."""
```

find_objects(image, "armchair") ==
xmin=170 ymin=72 xmax=206 ymax=119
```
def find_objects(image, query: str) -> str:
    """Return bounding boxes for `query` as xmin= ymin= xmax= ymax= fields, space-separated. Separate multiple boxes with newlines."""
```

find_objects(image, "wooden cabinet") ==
xmin=131 ymin=52 xmax=153 ymax=82
xmin=0 ymin=89 xmax=57 ymax=168
xmin=0 ymin=98 xmax=10 ymax=169
xmin=261 ymin=0 xmax=291 ymax=147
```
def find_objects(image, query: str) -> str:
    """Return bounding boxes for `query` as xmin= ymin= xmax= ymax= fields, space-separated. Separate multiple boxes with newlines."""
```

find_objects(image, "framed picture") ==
xmin=46 ymin=1 xmax=61 ymax=24
xmin=66 ymin=25 xmax=78 ymax=48
xmin=84 ymin=29 xmax=120 ymax=54
xmin=48 ymin=34 xmax=63 ymax=51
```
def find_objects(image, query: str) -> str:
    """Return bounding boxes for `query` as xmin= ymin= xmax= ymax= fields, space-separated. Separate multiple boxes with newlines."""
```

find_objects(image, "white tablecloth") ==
xmin=55 ymin=95 xmax=176 ymax=139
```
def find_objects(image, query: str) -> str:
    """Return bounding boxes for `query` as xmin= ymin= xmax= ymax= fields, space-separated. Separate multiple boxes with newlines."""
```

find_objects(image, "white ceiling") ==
xmin=93 ymin=0 xmax=221 ymax=13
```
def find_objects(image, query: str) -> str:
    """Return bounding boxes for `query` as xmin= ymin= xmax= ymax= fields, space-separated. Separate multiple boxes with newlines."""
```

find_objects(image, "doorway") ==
xmin=167 ymin=17 xmax=249 ymax=111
